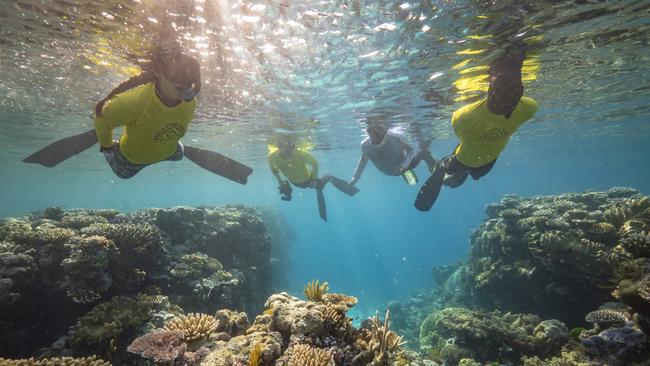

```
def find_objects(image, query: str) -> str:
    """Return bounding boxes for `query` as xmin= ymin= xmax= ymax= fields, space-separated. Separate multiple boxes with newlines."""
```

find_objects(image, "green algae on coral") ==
xmin=568 ymin=327 xmax=585 ymax=342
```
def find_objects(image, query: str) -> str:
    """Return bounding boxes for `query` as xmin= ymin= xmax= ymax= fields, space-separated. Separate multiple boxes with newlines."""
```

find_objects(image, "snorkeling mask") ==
xmin=161 ymin=52 xmax=201 ymax=101
xmin=367 ymin=125 xmax=387 ymax=144
xmin=278 ymin=140 xmax=296 ymax=151
xmin=176 ymin=81 xmax=200 ymax=101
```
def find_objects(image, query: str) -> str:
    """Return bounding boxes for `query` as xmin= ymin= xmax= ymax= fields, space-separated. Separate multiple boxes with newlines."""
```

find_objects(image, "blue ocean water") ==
xmin=2 ymin=114 xmax=650 ymax=319
xmin=1 ymin=0 xmax=650 ymax=334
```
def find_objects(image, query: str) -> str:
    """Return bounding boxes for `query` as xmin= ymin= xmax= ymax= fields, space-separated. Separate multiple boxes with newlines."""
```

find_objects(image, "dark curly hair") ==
xmin=95 ymin=50 xmax=201 ymax=117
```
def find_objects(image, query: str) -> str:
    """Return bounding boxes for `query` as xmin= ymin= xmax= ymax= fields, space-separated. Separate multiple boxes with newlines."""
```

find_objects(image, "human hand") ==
xmin=99 ymin=141 xmax=119 ymax=153
xmin=279 ymin=181 xmax=292 ymax=201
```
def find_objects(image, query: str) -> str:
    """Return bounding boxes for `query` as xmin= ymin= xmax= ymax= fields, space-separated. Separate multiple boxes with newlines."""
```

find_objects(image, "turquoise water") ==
xmin=3 ymin=119 xmax=650 ymax=316
xmin=1 ymin=0 xmax=650 ymax=343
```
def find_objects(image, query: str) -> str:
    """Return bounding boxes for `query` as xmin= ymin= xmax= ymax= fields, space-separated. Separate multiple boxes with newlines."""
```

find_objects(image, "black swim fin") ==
xmin=316 ymin=187 xmax=327 ymax=221
xmin=184 ymin=146 xmax=253 ymax=185
xmin=414 ymin=163 xmax=446 ymax=212
xmin=327 ymin=176 xmax=359 ymax=196
xmin=23 ymin=129 xmax=98 ymax=167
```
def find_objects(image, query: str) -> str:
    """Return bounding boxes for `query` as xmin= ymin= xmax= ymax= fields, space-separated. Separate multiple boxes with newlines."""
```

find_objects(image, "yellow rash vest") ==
xmin=268 ymin=149 xmax=319 ymax=185
xmin=452 ymin=96 xmax=538 ymax=167
xmin=94 ymin=82 xmax=197 ymax=164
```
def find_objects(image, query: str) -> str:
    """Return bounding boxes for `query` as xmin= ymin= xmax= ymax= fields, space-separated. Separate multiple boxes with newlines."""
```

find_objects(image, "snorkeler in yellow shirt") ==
xmin=269 ymin=138 xmax=358 ymax=220
xmin=94 ymin=51 xmax=200 ymax=178
xmin=415 ymin=44 xmax=538 ymax=211
xmin=25 ymin=49 xmax=252 ymax=184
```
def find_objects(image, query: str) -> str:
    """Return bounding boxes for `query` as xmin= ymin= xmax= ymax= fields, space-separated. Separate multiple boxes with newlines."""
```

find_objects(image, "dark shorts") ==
xmin=443 ymin=154 xmax=496 ymax=180
xmin=292 ymin=176 xmax=331 ymax=189
xmin=292 ymin=180 xmax=313 ymax=189
xmin=103 ymin=142 xmax=184 ymax=179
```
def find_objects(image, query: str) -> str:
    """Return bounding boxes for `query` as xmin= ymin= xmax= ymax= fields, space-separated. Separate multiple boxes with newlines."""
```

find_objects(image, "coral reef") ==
xmin=304 ymin=279 xmax=329 ymax=302
xmin=362 ymin=310 xmax=407 ymax=365
xmin=0 ymin=356 xmax=110 ymax=365
xmin=66 ymin=295 xmax=166 ymax=362
xmin=521 ymin=345 xmax=592 ymax=366
xmin=382 ymin=188 xmax=650 ymax=366
xmin=126 ymin=330 xmax=208 ymax=365
xmin=247 ymin=343 xmax=262 ymax=366
xmin=60 ymin=236 xmax=118 ymax=303
xmin=285 ymin=343 xmax=334 ymax=365
xmin=195 ymin=288 xmax=413 ymax=366
xmin=127 ymin=330 xmax=187 ymax=363
xmin=418 ymin=307 xmax=567 ymax=365
xmin=584 ymin=309 xmax=628 ymax=329
xmin=0 ymin=243 xmax=36 ymax=305
xmin=152 ymin=206 xmax=273 ymax=314
xmin=163 ymin=313 xmax=218 ymax=345
xmin=447 ymin=188 xmax=650 ymax=326
xmin=0 ymin=205 xmax=277 ymax=361
xmin=581 ymin=324 xmax=649 ymax=364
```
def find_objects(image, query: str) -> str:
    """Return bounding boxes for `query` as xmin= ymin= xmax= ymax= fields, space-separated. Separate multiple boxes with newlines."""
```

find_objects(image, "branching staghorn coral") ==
xmin=61 ymin=213 xmax=108 ymax=229
xmin=27 ymin=227 xmax=76 ymax=247
xmin=80 ymin=223 xmax=165 ymax=256
xmin=0 ymin=219 xmax=33 ymax=244
xmin=0 ymin=356 xmax=111 ymax=366
xmin=164 ymin=313 xmax=218 ymax=344
xmin=304 ymin=280 xmax=329 ymax=302
xmin=367 ymin=309 xmax=407 ymax=366
xmin=321 ymin=305 xmax=353 ymax=338
xmin=286 ymin=344 xmax=333 ymax=366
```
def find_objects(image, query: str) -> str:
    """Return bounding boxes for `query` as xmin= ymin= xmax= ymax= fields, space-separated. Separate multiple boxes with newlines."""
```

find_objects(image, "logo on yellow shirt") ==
xmin=479 ymin=127 xmax=507 ymax=141
xmin=154 ymin=123 xmax=185 ymax=142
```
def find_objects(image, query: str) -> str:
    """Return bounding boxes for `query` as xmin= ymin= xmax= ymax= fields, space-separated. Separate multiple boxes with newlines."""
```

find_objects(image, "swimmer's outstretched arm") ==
xmin=349 ymin=152 xmax=368 ymax=186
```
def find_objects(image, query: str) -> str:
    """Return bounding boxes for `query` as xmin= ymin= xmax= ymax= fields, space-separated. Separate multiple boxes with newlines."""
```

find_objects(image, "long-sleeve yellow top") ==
xmin=452 ymin=97 xmax=538 ymax=167
xmin=94 ymin=82 xmax=197 ymax=164
xmin=268 ymin=149 xmax=319 ymax=185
